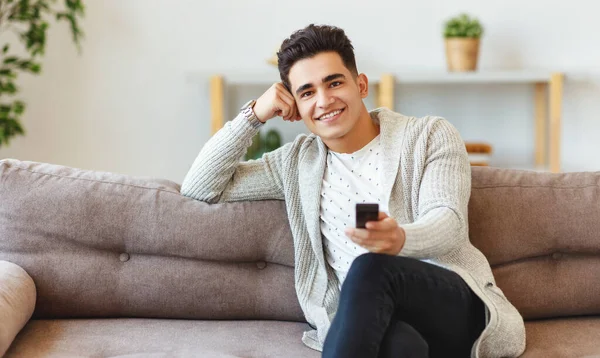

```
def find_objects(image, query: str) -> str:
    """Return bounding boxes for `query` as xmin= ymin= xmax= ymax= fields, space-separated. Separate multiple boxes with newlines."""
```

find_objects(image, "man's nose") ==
xmin=316 ymin=90 xmax=335 ymax=108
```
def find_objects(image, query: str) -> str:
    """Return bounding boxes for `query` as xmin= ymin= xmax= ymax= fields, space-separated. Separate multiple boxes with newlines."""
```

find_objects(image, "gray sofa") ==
xmin=0 ymin=158 xmax=599 ymax=357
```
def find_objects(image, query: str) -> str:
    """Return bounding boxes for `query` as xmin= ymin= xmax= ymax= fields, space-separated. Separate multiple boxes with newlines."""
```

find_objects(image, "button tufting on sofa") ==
xmin=256 ymin=261 xmax=267 ymax=269
xmin=119 ymin=253 xmax=130 ymax=262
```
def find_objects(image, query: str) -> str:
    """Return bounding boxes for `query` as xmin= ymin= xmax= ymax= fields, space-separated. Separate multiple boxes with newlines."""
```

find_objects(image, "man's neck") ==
xmin=325 ymin=108 xmax=380 ymax=154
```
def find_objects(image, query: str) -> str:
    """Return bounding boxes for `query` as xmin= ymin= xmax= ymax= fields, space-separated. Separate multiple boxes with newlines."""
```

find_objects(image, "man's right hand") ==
xmin=252 ymin=83 xmax=302 ymax=123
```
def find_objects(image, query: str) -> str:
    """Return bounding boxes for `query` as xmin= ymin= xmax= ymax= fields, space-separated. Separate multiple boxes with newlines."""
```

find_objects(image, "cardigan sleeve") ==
xmin=398 ymin=118 xmax=472 ymax=258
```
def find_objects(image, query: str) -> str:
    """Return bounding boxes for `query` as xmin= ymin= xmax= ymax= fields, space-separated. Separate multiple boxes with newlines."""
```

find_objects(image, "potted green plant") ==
xmin=0 ymin=0 xmax=85 ymax=148
xmin=443 ymin=13 xmax=484 ymax=71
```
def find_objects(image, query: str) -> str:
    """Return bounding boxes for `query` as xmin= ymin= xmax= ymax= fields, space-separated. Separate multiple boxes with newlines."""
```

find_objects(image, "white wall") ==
xmin=1 ymin=0 xmax=598 ymax=183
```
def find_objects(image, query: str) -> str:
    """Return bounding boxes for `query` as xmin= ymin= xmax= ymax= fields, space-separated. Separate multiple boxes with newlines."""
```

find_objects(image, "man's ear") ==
xmin=357 ymin=73 xmax=369 ymax=98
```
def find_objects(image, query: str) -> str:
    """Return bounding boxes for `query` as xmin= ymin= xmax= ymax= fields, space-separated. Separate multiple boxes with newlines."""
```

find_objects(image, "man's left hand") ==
xmin=344 ymin=212 xmax=406 ymax=255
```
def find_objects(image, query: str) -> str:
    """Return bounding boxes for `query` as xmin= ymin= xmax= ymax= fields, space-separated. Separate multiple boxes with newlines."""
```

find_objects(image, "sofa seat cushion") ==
xmin=521 ymin=316 xmax=600 ymax=357
xmin=5 ymin=318 xmax=319 ymax=358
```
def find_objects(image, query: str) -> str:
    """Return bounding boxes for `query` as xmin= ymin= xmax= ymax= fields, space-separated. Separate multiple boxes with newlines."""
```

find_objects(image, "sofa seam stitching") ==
xmin=472 ymin=184 xmax=599 ymax=189
xmin=8 ymin=166 xmax=182 ymax=196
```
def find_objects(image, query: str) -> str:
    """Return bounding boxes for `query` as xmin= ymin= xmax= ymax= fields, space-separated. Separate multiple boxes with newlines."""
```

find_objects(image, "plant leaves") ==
xmin=3 ymin=57 xmax=19 ymax=64
xmin=0 ymin=0 xmax=85 ymax=148
xmin=443 ymin=13 xmax=484 ymax=38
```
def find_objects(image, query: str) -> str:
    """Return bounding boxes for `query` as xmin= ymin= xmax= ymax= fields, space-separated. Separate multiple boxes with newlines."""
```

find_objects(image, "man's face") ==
xmin=288 ymin=52 xmax=368 ymax=141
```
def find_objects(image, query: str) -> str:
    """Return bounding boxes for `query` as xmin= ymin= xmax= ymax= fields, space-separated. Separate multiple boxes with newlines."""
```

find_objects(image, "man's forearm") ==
xmin=181 ymin=113 xmax=262 ymax=202
xmin=399 ymin=206 xmax=467 ymax=259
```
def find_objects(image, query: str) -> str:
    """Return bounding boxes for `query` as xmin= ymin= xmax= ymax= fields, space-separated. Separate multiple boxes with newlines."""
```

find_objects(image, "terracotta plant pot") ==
xmin=445 ymin=38 xmax=480 ymax=72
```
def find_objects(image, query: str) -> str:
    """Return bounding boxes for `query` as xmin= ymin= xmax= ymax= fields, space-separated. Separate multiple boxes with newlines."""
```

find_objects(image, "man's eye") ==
xmin=301 ymin=91 xmax=313 ymax=98
xmin=331 ymin=81 xmax=342 ymax=87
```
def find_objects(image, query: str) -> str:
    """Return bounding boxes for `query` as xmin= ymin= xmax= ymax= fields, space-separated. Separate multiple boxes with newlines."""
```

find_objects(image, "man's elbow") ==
xmin=180 ymin=185 xmax=221 ymax=204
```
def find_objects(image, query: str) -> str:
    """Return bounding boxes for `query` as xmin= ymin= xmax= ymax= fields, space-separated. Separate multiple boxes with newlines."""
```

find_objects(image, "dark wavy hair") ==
xmin=277 ymin=24 xmax=358 ymax=92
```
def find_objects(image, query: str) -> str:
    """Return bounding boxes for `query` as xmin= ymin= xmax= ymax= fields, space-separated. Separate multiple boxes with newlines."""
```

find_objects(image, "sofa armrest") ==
xmin=0 ymin=260 xmax=36 ymax=356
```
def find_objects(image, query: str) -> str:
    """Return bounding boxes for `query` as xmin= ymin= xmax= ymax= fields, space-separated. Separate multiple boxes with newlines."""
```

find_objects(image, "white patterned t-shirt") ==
xmin=320 ymin=135 xmax=389 ymax=287
xmin=320 ymin=134 xmax=449 ymax=289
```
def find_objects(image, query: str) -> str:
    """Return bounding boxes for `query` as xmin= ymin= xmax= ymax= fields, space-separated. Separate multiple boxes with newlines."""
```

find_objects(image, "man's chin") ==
xmin=314 ymin=130 xmax=347 ymax=142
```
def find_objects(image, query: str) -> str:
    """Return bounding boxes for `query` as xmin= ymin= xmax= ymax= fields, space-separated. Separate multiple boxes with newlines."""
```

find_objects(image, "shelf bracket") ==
xmin=210 ymin=75 xmax=224 ymax=136
xmin=549 ymin=72 xmax=564 ymax=173
xmin=377 ymin=74 xmax=395 ymax=110
xmin=534 ymin=82 xmax=548 ymax=168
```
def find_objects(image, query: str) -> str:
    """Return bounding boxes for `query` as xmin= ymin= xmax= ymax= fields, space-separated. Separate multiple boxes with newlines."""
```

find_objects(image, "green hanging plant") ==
xmin=0 ymin=0 xmax=85 ymax=148
xmin=245 ymin=129 xmax=282 ymax=160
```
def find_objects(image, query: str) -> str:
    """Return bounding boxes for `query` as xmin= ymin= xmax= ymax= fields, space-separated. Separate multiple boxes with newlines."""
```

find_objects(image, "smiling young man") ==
xmin=181 ymin=24 xmax=526 ymax=358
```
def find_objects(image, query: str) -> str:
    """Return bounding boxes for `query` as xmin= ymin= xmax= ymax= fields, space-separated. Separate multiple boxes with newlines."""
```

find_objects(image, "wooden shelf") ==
xmin=374 ymin=70 xmax=555 ymax=84
xmin=205 ymin=70 xmax=565 ymax=173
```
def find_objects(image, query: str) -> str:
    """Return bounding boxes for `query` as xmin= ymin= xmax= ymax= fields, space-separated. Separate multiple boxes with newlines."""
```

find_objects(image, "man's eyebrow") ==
xmin=295 ymin=83 xmax=313 ymax=96
xmin=295 ymin=73 xmax=346 ymax=95
xmin=322 ymin=73 xmax=345 ymax=83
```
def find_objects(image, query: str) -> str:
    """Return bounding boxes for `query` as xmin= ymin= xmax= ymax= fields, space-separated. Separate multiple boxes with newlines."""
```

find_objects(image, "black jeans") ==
xmin=322 ymin=253 xmax=486 ymax=358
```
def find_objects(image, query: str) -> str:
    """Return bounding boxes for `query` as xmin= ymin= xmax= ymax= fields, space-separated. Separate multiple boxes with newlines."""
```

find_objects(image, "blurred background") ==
xmin=0 ymin=0 xmax=598 ymax=183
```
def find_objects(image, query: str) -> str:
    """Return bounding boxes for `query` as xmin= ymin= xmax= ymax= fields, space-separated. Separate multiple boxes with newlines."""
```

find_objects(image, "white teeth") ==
xmin=319 ymin=109 xmax=342 ymax=120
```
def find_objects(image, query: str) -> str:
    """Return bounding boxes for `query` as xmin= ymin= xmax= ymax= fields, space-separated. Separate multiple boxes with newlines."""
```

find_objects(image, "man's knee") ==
xmin=349 ymin=252 xmax=418 ymax=275
xmin=349 ymin=252 xmax=388 ymax=272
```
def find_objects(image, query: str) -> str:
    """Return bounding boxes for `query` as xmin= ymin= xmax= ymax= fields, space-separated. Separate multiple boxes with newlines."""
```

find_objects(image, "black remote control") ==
xmin=356 ymin=203 xmax=379 ymax=229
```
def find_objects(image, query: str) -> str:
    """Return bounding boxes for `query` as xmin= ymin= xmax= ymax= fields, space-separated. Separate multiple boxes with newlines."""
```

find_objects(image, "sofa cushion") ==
xmin=8 ymin=316 xmax=600 ymax=357
xmin=0 ymin=159 xmax=302 ymax=321
xmin=0 ymin=261 xmax=36 ymax=357
xmin=469 ymin=167 xmax=600 ymax=320
xmin=521 ymin=316 xmax=600 ymax=357
xmin=5 ymin=318 xmax=319 ymax=358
